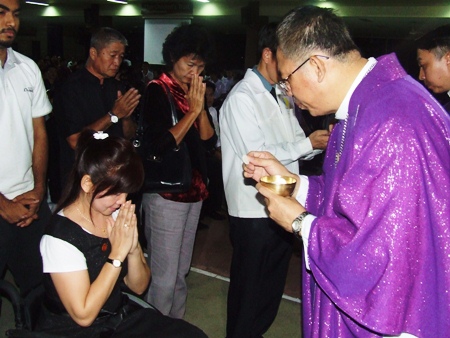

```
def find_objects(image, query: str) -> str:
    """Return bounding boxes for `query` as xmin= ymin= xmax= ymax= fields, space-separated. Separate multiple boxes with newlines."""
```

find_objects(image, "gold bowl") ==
xmin=260 ymin=175 xmax=297 ymax=197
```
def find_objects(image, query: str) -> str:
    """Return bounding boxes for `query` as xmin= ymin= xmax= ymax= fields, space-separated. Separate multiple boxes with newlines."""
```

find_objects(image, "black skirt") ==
xmin=36 ymin=295 xmax=207 ymax=338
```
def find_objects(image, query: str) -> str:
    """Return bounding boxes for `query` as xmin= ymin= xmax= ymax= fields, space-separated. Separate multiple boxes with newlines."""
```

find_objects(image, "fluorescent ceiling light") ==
xmin=197 ymin=0 xmax=210 ymax=2
xmin=107 ymin=0 xmax=128 ymax=4
xmin=25 ymin=1 xmax=49 ymax=6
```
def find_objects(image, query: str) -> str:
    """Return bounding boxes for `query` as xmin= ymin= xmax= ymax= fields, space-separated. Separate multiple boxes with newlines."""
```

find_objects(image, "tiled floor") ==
xmin=191 ymin=209 xmax=303 ymax=300
xmin=185 ymin=269 xmax=301 ymax=337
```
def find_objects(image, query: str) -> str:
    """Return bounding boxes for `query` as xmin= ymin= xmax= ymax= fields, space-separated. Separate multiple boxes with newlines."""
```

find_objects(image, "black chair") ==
xmin=0 ymin=280 xmax=47 ymax=337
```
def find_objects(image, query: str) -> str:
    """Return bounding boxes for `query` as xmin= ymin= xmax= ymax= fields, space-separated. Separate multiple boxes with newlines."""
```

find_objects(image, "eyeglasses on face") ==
xmin=278 ymin=55 xmax=330 ymax=92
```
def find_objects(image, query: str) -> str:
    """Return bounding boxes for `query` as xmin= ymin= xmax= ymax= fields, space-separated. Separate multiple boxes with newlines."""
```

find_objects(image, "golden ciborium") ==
xmin=260 ymin=175 xmax=296 ymax=197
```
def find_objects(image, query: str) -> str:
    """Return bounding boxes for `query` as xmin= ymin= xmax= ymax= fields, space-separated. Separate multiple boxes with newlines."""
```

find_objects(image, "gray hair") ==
xmin=90 ymin=27 xmax=128 ymax=51
xmin=277 ymin=6 xmax=358 ymax=62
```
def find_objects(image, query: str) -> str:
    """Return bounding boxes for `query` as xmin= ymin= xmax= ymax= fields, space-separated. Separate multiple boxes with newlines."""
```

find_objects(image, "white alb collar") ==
xmin=335 ymin=57 xmax=377 ymax=120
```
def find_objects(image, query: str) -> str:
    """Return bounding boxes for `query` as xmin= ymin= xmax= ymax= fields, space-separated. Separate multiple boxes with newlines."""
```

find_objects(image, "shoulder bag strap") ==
xmin=133 ymin=87 xmax=147 ymax=148
xmin=133 ymin=81 xmax=179 ymax=150
xmin=159 ymin=82 xmax=178 ymax=126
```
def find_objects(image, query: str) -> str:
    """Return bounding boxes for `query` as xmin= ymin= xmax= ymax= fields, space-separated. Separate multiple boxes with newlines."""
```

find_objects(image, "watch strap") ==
xmin=293 ymin=211 xmax=311 ymax=237
xmin=108 ymin=111 xmax=119 ymax=123
xmin=297 ymin=211 xmax=311 ymax=223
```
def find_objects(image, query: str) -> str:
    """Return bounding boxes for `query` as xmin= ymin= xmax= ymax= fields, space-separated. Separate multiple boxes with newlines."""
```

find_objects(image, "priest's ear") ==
xmin=310 ymin=55 xmax=327 ymax=84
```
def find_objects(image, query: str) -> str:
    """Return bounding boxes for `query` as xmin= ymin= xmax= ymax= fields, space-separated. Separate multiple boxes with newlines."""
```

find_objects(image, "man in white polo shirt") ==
xmin=0 ymin=0 xmax=52 ymax=296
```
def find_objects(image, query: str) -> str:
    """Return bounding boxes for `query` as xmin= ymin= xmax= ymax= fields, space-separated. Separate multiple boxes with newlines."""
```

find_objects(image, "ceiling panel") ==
xmin=21 ymin=0 xmax=450 ymax=39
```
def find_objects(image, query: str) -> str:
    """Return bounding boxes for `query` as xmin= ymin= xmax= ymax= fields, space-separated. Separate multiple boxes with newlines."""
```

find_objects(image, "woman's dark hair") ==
xmin=162 ymin=23 xmax=215 ymax=70
xmin=55 ymin=129 xmax=144 ymax=214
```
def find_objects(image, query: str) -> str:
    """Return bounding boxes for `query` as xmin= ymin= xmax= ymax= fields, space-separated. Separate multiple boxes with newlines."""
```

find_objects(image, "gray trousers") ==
xmin=142 ymin=193 xmax=202 ymax=319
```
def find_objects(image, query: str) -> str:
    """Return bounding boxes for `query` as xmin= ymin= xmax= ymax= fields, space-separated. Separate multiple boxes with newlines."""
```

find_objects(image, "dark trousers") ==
xmin=0 ymin=200 xmax=51 ymax=296
xmin=226 ymin=216 xmax=293 ymax=338
xmin=202 ymin=152 xmax=224 ymax=215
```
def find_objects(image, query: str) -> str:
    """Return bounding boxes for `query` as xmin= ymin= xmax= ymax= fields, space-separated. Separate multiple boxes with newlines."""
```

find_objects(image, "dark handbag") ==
xmin=133 ymin=82 xmax=192 ymax=193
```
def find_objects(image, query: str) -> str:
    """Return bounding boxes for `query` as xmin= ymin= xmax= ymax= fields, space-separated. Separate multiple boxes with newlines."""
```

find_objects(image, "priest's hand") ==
xmin=256 ymin=183 xmax=305 ymax=233
xmin=243 ymin=151 xmax=294 ymax=183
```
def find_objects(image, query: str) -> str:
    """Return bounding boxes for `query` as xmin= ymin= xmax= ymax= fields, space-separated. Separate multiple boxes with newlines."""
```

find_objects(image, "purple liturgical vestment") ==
xmin=303 ymin=53 xmax=450 ymax=337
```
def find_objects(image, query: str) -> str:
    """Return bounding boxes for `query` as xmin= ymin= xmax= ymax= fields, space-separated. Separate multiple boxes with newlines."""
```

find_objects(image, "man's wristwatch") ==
xmin=108 ymin=111 xmax=119 ymax=123
xmin=291 ymin=211 xmax=311 ymax=238
xmin=106 ymin=258 xmax=123 ymax=268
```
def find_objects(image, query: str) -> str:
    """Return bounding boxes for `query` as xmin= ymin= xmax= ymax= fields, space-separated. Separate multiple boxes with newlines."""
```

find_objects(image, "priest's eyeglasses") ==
xmin=278 ymin=55 xmax=330 ymax=93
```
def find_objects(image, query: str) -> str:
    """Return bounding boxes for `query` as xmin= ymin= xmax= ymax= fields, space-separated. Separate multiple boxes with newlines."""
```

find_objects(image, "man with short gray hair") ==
xmin=54 ymin=27 xmax=141 ymax=188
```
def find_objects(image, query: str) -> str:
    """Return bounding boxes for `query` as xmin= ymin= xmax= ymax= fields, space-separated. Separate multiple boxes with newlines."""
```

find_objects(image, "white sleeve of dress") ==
xmin=40 ymin=235 xmax=87 ymax=273
xmin=296 ymin=175 xmax=315 ymax=271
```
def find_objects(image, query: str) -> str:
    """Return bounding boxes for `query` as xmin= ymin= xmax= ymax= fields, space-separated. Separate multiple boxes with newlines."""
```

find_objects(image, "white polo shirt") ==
xmin=0 ymin=48 xmax=52 ymax=199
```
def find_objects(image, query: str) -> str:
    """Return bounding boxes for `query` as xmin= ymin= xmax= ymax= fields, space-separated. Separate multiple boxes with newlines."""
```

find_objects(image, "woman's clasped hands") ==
xmin=107 ymin=200 xmax=139 ymax=261
xmin=186 ymin=74 xmax=206 ymax=119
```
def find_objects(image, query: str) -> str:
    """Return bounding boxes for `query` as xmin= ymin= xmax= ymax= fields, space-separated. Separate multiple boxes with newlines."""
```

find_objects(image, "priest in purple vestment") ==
xmin=243 ymin=6 xmax=450 ymax=338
